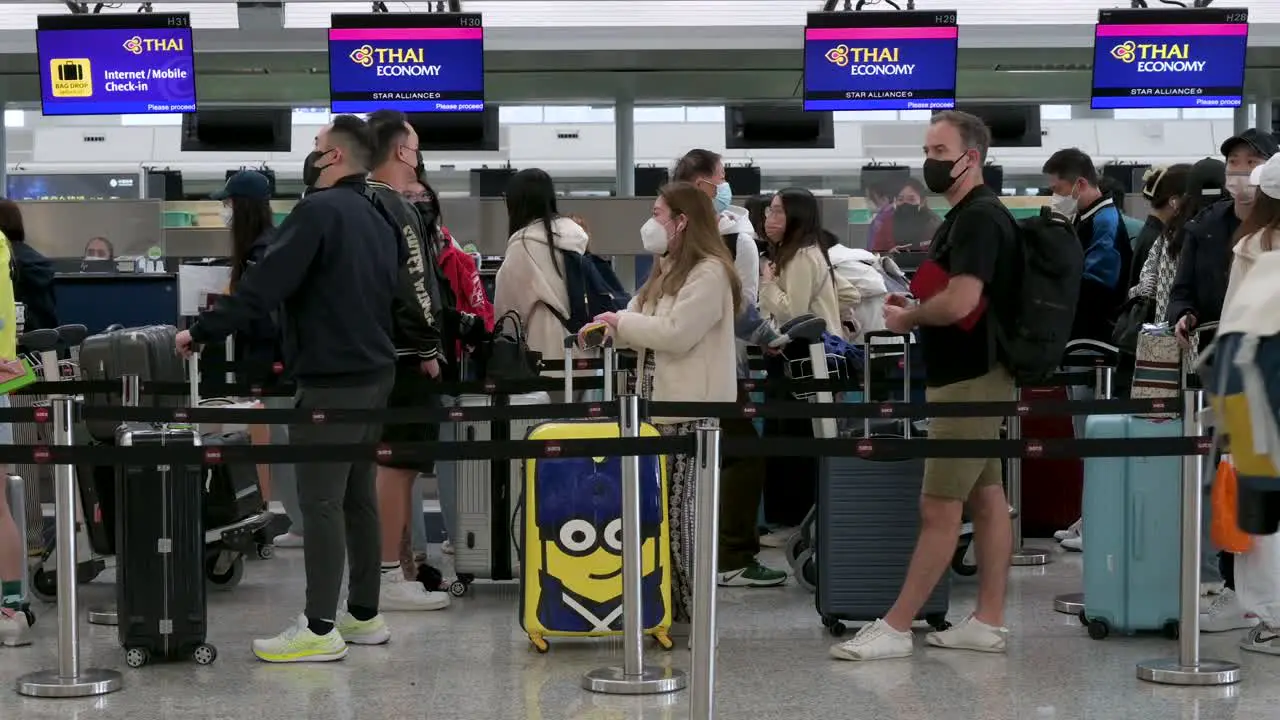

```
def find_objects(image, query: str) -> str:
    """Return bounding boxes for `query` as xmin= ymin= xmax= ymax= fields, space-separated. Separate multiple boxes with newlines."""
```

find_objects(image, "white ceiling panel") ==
xmin=0 ymin=3 xmax=239 ymax=30
xmin=281 ymin=0 xmax=1280 ymax=29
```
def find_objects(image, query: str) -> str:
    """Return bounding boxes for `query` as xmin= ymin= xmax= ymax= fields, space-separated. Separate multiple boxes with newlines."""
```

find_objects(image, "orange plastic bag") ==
xmin=1211 ymin=456 xmax=1253 ymax=554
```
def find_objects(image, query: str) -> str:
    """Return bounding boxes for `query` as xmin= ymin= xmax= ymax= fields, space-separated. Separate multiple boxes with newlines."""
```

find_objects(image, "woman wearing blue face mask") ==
xmin=672 ymin=149 xmax=760 ymax=305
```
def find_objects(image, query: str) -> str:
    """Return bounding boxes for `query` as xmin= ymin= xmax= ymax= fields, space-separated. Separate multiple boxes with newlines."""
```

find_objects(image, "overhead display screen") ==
xmin=1091 ymin=7 xmax=1248 ymax=110
xmin=328 ymin=13 xmax=484 ymax=113
xmin=803 ymin=10 xmax=958 ymax=112
xmin=5 ymin=173 xmax=139 ymax=201
xmin=36 ymin=12 xmax=196 ymax=116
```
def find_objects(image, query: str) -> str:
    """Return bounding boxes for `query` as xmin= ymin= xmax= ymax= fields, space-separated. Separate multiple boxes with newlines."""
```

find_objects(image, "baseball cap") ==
xmin=211 ymin=170 xmax=271 ymax=200
xmin=1188 ymin=157 xmax=1227 ymax=197
xmin=1249 ymin=154 xmax=1280 ymax=200
xmin=1220 ymin=128 xmax=1280 ymax=160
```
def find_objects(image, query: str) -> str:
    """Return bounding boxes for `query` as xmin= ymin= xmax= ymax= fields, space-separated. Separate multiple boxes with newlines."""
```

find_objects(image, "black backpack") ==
xmin=548 ymin=250 xmax=629 ymax=333
xmin=722 ymin=233 xmax=739 ymax=260
xmin=975 ymin=201 xmax=1083 ymax=385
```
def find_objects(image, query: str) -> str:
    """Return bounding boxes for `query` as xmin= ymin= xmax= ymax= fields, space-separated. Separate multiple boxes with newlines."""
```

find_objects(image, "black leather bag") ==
xmin=484 ymin=311 xmax=542 ymax=381
xmin=1111 ymin=295 xmax=1154 ymax=354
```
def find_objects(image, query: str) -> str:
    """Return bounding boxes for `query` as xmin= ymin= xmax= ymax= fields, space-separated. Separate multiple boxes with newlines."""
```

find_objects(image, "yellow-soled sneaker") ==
xmin=252 ymin=616 xmax=348 ymax=663
xmin=336 ymin=610 xmax=391 ymax=646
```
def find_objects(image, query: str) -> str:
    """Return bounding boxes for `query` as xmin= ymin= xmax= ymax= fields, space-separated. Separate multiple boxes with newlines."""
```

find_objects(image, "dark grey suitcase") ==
xmin=80 ymin=325 xmax=184 ymax=442
xmin=814 ymin=331 xmax=950 ymax=637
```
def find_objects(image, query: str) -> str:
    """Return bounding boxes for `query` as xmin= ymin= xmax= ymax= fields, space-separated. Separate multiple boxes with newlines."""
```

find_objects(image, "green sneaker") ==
xmin=252 ymin=616 xmax=348 ymax=663
xmin=336 ymin=610 xmax=391 ymax=646
xmin=717 ymin=562 xmax=788 ymax=588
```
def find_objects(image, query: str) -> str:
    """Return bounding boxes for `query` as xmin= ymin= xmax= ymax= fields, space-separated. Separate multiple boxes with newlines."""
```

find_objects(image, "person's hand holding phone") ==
xmin=578 ymin=319 xmax=612 ymax=349
xmin=1174 ymin=313 xmax=1197 ymax=350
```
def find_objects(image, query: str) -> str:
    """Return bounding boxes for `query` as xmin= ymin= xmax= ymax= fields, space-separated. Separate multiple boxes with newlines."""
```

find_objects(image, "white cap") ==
xmin=1249 ymin=154 xmax=1280 ymax=200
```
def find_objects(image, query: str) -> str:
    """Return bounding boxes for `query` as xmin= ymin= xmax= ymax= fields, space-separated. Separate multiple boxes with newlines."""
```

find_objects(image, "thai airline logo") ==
xmin=1110 ymin=40 xmax=1204 ymax=72
xmin=348 ymin=44 xmax=441 ymax=76
xmin=823 ymin=44 xmax=914 ymax=76
xmin=121 ymin=35 xmax=184 ymax=54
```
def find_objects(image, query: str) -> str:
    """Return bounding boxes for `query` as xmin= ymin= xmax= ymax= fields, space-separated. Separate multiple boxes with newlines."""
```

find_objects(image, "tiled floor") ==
xmin=0 ymin=542 xmax=1273 ymax=720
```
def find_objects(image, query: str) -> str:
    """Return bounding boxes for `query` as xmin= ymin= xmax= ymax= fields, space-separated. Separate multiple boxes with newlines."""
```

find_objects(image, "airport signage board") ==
xmin=1091 ymin=7 xmax=1248 ymax=109
xmin=803 ymin=10 xmax=959 ymax=112
xmin=328 ymin=13 xmax=485 ymax=114
xmin=36 ymin=13 xmax=196 ymax=116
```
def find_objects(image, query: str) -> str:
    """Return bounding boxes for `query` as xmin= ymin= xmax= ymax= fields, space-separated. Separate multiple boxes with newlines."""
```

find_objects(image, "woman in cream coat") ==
xmin=760 ymin=187 xmax=859 ymax=336
xmin=494 ymin=169 xmax=590 ymax=363
xmin=591 ymin=181 xmax=742 ymax=624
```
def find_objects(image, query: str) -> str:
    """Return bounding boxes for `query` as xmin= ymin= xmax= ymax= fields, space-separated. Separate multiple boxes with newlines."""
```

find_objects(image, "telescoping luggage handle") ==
xmin=187 ymin=336 xmax=237 ymax=410
xmin=563 ymin=334 xmax=615 ymax=402
xmin=861 ymin=330 xmax=912 ymax=439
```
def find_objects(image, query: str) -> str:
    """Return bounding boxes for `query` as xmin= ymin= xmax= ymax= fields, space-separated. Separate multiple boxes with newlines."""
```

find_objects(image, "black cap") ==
xmin=212 ymin=170 xmax=271 ymax=201
xmin=1220 ymin=128 xmax=1280 ymax=160
xmin=1188 ymin=157 xmax=1226 ymax=197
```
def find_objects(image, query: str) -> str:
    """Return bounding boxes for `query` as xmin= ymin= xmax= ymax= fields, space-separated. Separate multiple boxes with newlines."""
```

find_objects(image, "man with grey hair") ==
xmin=179 ymin=114 xmax=405 ymax=662
xmin=831 ymin=110 xmax=1019 ymax=662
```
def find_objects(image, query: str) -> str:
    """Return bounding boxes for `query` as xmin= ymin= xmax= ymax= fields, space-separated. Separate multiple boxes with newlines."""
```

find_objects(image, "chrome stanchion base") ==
xmin=87 ymin=605 xmax=117 ymax=626
xmin=1136 ymin=658 xmax=1241 ymax=686
xmin=15 ymin=668 xmax=123 ymax=698
xmin=582 ymin=666 xmax=687 ymax=695
xmin=1011 ymin=547 xmax=1049 ymax=566
xmin=1053 ymin=592 xmax=1084 ymax=614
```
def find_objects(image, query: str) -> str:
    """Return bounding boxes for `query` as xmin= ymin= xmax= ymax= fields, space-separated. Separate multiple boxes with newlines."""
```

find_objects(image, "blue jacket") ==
xmin=1072 ymin=196 xmax=1132 ymax=341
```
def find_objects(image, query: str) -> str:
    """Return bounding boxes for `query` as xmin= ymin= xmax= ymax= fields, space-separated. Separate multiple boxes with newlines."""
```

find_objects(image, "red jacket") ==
xmin=437 ymin=227 xmax=494 ymax=335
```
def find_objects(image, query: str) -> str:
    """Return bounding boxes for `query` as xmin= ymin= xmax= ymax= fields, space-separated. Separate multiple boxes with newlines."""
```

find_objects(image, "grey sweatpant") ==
xmin=290 ymin=373 xmax=394 ymax=621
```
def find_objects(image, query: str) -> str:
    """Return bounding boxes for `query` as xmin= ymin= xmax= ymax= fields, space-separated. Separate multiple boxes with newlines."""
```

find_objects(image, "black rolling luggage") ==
xmin=115 ymin=423 xmax=217 ymax=667
xmin=80 ymin=325 xmax=184 ymax=442
xmin=815 ymin=331 xmax=950 ymax=637
xmin=201 ymin=431 xmax=264 ymax=529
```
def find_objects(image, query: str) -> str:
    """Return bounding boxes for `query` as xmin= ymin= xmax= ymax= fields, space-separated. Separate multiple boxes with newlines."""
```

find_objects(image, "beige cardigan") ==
xmin=759 ymin=245 xmax=859 ymax=335
xmin=1224 ymin=229 xmax=1277 ymax=312
xmin=493 ymin=217 xmax=590 ymax=362
xmin=614 ymin=259 xmax=738 ymax=424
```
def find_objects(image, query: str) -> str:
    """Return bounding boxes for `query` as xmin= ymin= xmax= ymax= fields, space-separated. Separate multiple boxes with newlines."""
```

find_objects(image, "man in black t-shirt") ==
xmin=831 ymin=111 xmax=1017 ymax=663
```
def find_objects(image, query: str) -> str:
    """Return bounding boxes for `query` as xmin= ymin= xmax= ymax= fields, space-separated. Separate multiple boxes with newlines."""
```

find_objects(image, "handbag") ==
xmin=1131 ymin=332 xmax=1180 ymax=418
xmin=1111 ymin=295 xmax=1154 ymax=354
xmin=1211 ymin=456 xmax=1252 ymax=554
xmin=484 ymin=310 xmax=542 ymax=381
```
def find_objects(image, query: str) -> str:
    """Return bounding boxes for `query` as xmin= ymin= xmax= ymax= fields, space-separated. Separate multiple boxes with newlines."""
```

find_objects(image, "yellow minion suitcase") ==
xmin=519 ymin=420 xmax=673 ymax=653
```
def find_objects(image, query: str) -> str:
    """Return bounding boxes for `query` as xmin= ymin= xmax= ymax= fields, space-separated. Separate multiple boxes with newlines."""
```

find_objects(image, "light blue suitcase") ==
xmin=1080 ymin=415 xmax=1182 ymax=639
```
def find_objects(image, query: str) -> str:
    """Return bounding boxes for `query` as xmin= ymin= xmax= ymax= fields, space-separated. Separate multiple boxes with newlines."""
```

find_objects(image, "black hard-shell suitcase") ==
xmin=81 ymin=326 xmax=184 ymax=442
xmin=815 ymin=331 xmax=950 ymax=637
xmin=115 ymin=423 xmax=217 ymax=667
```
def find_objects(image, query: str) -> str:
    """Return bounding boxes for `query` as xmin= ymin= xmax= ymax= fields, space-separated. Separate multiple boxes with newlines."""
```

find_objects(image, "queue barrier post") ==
xmin=1053 ymin=365 xmax=1115 ymax=615
xmin=1007 ymin=410 xmax=1049 ymax=567
xmin=583 ymin=394 xmax=687 ymax=695
xmin=689 ymin=423 xmax=722 ymax=720
xmin=1136 ymin=384 xmax=1240 ymax=686
xmin=15 ymin=395 xmax=123 ymax=698
xmin=88 ymin=375 xmax=138 ymax=628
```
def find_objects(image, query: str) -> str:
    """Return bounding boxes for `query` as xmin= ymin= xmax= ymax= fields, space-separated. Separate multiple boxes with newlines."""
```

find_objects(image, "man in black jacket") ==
xmin=177 ymin=114 xmax=408 ymax=662
xmin=363 ymin=109 xmax=453 ymax=612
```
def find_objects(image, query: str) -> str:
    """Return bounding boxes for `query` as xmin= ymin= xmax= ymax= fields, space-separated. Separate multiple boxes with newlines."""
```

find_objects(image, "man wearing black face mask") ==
xmin=363 ymin=109 xmax=457 ymax=612
xmin=177 ymin=114 xmax=408 ymax=661
xmin=832 ymin=111 xmax=1018 ymax=663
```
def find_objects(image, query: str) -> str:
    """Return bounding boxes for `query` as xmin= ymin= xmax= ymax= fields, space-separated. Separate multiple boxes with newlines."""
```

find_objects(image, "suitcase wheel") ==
xmin=925 ymin=613 xmax=951 ymax=632
xmin=1087 ymin=619 xmax=1110 ymax=640
xmin=1162 ymin=621 xmax=1180 ymax=640
xmin=448 ymin=580 xmax=468 ymax=598
xmin=529 ymin=634 xmax=549 ymax=654
xmin=192 ymin=643 xmax=218 ymax=666
xmin=821 ymin=617 xmax=847 ymax=637
xmin=30 ymin=568 xmax=56 ymax=603
xmin=256 ymin=544 xmax=274 ymax=560
xmin=205 ymin=552 xmax=245 ymax=591
xmin=124 ymin=647 xmax=150 ymax=669
xmin=654 ymin=631 xmax=674 ymax=651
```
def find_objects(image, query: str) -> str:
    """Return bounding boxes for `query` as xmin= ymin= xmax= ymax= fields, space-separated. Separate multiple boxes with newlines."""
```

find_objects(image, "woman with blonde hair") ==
xmin=589 ymin=181 xmax=741 ymax=624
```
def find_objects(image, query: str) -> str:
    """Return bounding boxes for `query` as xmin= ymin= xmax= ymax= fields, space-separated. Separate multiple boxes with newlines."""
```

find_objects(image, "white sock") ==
xmin=381 ymin=562 xmax=400 ymax=575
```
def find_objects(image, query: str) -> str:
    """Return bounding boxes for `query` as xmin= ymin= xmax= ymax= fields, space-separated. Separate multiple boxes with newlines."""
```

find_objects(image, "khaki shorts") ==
xmin=921 ymin=366 xmax=1016 ymax=501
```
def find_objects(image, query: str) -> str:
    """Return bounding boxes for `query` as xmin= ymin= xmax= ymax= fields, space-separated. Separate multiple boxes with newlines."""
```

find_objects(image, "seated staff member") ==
xmin=590 ymin=181 xmax=742 ymax=624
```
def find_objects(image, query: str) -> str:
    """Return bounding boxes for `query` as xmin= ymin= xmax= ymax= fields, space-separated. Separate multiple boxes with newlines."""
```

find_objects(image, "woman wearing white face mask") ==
xmin=587 ymin=181 xmax=742 ymax=623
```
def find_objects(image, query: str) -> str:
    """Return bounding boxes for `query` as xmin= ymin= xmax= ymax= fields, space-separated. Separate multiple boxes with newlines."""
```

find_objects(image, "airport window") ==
xmin=898 ymin=110 xmax=932 ymax=121
xmin=121 ymin=114 xmax=183 ymax=126
xmin=1114 ymin=108 xmax=1180 ymax=120
xmin=4 ymin=110 xmax=23 ymax=128
xmin=634 ymin=106 xmax=687 ymax=123
xmin=1040 ymin=105 xmax=1072 ymax=120
xmin=834 ymin=111 xmax=898 ymax=122
xmin=292 ymin=108 xmax=331 ymax=126
xmin=499 ymin=106 xmax=544 ymax=124
xmin=684 ymin=106 xmax=725 ymax=123
xmin=1181 ymin=108 xmax=1235 ymax=120
xmin=542 ymin=106 xmax=615 ymax=124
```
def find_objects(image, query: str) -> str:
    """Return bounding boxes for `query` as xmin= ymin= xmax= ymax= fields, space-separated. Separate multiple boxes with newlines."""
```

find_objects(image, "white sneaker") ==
xmin=926 ymin=615 xmax=1008 ymax=653
xmin=335 ymin=609 xmax=391 ymax=645
xmin=441 ymin=539 xmax=454 ymax=555
xmin=829 ymin=619 xmax=913 ymax=661
xmin=1054 ymin=518 xmax=1082 ymax=542
xmin=1200 ymin=588 xmax=1258 ymax=633
xmin=1060 ymin=535 xmax=1083 ymax=552
xmin=273 ymin=532 xmax=304 ymax=548
xmin=379 ymin=572 xmax=450 ymax=611
xmin=252 ymin=615 xmax=347 ymax=663
xmin=759 ymin=527 xmax=797 ymax=549
xmin=1240 ymin=624 xmax=1280 ymax=655
xmin=0 ymin=608 xmax=31 ymax=647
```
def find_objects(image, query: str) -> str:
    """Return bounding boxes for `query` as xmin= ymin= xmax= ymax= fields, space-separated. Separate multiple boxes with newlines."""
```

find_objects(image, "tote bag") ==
xmin=1130 ymin=332 xmax=1181 ymax=418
